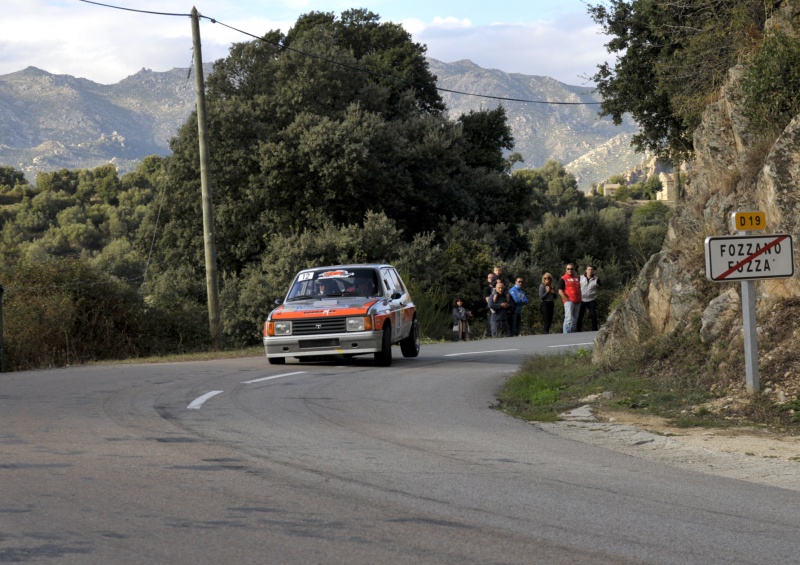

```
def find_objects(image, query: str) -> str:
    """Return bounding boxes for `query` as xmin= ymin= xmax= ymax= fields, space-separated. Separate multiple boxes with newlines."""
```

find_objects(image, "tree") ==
xmin=587 ymin=0 xmax=767 ymax=161
xmin=513 ymin=160 xmax=586 ymax=221
xmin=0 ymin=166 xmax=27 ymax=191
xmin=36 ymin=169 xmax=80 ymax=195
xmin=741 ymin=29 xmax=800 ymax=136
xmin=458 ymin=106 xmax=519 ymax=173
xmin=529 ymin=207 xmax=630 ymax=272
xmin=153 ymin=9 xmax=524 ymax=278
xmin=629 ymin=200 xmax=672 ymax=267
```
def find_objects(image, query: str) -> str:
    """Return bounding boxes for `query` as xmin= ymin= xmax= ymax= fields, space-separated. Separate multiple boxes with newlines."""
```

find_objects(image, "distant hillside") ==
xmin=428 ymin=59 xmax=648 ymax=188
xmin=0 ymin=60 xmax=647 ymax=189
xmin=0 ymin=65 xmax=205 ymax=176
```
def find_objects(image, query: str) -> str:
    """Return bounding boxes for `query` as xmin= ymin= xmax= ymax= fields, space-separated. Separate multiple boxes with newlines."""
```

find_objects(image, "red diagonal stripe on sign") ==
xmin=717 ymin=235 xmax=787 ymax=280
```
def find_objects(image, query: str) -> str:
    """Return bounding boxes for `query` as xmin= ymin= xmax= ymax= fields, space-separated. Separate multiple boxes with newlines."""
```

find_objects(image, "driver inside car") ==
xmin=315 ymin=280 xmax=330 ymax=297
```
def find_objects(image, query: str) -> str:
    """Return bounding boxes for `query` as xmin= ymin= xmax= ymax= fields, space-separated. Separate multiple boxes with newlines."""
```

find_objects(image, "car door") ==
xmin=393 ymin=268 xmax=416 ymax=338
xmin=381 ymin=268 xmax=404 ymax=342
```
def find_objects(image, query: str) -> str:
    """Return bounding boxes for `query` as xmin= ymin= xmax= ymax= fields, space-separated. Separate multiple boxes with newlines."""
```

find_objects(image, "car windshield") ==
xmin=286 ymin=268 xmax=381 ymax=300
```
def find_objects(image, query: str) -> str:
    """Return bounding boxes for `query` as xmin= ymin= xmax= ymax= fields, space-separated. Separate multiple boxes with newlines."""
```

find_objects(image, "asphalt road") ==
xmin=2 ymin=333 xmax=799 ymax=564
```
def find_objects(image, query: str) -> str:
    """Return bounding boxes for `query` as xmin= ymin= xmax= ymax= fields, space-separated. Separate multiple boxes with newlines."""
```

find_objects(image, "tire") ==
xmin=268 ymin=356 xmax=285 ymax=365
xmin=400 ymin=318 xmax=420 ymax=358
xmin=374 ymin=325 xmax=392 ymax=366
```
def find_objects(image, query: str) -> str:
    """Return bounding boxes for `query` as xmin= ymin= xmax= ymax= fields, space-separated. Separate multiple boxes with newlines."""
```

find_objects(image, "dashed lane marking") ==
xmin=242 ymin=371 xmax=308 ymax=384
xmin=444 ymin=349 xmax=518 ymax=356
xmin=187 ymin=390 xmax=223 ymax=410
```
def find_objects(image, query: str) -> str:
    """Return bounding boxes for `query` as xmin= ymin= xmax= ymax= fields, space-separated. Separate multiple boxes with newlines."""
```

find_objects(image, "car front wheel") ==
xmin=374 ymin=325 xmax=392 ymax=366
xmin=400 ymin=318 xmax=420 ymax=358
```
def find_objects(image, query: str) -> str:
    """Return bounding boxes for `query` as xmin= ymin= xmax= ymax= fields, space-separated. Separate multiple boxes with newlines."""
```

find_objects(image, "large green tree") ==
xmin=152 ymin=9 xmax=528 ymax=277
xmin=588 ymin=0 xmax=767 ymax=161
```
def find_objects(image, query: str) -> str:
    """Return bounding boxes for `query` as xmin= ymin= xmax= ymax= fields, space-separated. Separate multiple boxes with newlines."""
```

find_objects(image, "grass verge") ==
xmin=495 ymin=348 xmax=795 ymax=431
xmin=90 ymin=346 xmax=265 ymax=365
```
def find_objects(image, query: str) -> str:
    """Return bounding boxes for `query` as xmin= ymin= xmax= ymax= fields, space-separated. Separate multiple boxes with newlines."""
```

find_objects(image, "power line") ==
xmin=76 ymin=0 xmax=601 ymax=106
xmin=76 ymin=0 xmax=189 ymax=17
xmin=206 ymin=17 xmax=601 ymax=106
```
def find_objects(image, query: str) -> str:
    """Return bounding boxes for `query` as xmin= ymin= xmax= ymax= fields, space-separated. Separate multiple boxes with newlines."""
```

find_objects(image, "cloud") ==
xmin=0 ymin=0 xmax=292 ymax=83
xmin=409 ymin=13 xmax=608 ymax=85
xmin=0 ymin=1 xmax=609 ymax=85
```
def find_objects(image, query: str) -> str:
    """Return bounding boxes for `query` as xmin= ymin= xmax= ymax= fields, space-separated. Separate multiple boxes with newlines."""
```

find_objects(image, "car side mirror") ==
xmin=391 ymin=292 xmax=402 ymax=300
xmin=275 ymin=298 xmax=284 ymax=305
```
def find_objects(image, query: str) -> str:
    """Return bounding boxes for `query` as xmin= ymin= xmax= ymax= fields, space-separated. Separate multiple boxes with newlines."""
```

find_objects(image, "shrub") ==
xmin=1 ymin=258 xmax=144 ymax=370
xmin=741 ymin=29 xmax=800 ymax=135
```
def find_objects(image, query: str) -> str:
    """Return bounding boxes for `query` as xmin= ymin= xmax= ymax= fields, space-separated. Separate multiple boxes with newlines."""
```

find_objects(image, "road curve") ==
xmin=1 ymin=334 xmax=798 ymax=564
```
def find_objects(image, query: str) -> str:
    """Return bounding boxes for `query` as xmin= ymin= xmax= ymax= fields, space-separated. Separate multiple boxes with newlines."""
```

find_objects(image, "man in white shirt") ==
xmin=577 ymin=265 xmax=601 ymax=331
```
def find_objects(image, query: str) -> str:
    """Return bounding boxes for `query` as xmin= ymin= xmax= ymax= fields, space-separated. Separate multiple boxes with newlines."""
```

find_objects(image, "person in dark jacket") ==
xmin=452 ymin=297 xmax=473 ymax=341
xmin=483 ymin=272 xmax=497 ymax=324
xmin=487 ymin=280 xmax=512 ymax=337
xmin=538 ymin=272 xmax=557 ymax=333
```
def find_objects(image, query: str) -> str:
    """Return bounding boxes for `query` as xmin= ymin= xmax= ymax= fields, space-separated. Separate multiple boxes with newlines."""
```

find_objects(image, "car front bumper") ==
xmin=263 ymin=330 xmax=383 ymax=359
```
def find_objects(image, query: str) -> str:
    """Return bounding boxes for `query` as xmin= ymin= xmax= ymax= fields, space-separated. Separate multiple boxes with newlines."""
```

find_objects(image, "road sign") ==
xmin=731 ymin=211 xmax=765 ymax=232
xmin=704 ymin=234 xmax=794 ymax=281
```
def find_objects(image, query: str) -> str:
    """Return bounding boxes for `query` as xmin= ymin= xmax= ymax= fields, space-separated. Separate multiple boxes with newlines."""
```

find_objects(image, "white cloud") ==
xmin=411 ymin=13 xmax=608 ymax=85
xmin=0 ymin=1 xmax=609 ymax=85
xmin=430 ymin=16 xmax=473 ymax=28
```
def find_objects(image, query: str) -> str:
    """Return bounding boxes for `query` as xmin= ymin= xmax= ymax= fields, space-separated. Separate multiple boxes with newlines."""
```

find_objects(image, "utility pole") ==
xmin=191 ymin=7 xmax=221 ymax=349
xmin=0 ymin=285 xmax=5 ymax=372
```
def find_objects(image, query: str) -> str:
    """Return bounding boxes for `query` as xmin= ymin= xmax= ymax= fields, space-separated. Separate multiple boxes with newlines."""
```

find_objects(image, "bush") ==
xmin=741 ymin=29 xmax=800 ymax=135
xmin=1 ymin=258 xmax=144 ymax=370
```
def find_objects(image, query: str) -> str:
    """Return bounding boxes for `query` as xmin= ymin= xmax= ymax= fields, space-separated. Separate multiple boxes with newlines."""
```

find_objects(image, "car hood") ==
xmin=271 ymin=298 xmax=380 ymax=319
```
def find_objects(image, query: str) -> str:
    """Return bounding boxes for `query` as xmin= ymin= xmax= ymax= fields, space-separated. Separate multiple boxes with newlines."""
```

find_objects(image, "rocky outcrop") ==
xmin=594 ymin=3 xmax=800 ymax=377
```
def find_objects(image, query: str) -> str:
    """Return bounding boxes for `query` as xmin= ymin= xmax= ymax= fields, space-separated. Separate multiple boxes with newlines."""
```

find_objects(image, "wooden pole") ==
xmin=191 ymin=7 xmax=221 ymax=349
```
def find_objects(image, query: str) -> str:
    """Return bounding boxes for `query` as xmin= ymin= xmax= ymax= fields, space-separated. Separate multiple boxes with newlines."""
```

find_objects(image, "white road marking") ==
xmin=444 ymin=349 xmax=518 ymax=356
xmin=187 ymin=390 xmax=223 ymax=409
xmin=548 ymin=342 xmax=594 ymax=348
xmin=242 ymin=371 xmax=307 ymax=384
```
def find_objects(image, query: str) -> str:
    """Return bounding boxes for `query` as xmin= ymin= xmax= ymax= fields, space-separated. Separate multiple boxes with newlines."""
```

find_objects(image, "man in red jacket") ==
xmin=558 ymin=263 xmax=581 ymax=333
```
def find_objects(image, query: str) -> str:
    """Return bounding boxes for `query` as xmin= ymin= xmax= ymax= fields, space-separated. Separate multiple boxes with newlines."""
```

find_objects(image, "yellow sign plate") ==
xmin=731 ymin=211 xmax=766 ymax=232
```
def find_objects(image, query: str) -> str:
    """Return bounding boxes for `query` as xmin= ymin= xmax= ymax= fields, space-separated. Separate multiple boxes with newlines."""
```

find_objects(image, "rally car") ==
xmin=263 ymin=264 xmax=420 ymax=366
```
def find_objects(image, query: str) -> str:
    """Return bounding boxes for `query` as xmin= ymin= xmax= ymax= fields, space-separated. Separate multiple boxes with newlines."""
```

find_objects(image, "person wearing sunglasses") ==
xmin=538 ymin=272 xmax=557 ymax=333
xmin=558 ymin=263 xmax=582 ymax=333
xmin=508 ymin=277 xmax=529 ymax=336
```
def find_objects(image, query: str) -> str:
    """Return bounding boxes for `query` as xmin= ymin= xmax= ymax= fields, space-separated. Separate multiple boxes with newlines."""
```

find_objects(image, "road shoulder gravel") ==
xmin=537 ymin=405 xmax=800 ymax=491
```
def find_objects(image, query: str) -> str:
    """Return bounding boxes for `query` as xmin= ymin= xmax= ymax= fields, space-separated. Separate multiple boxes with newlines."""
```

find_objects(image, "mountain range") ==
xmin=0 ymin=60 xmax=648 ymax=190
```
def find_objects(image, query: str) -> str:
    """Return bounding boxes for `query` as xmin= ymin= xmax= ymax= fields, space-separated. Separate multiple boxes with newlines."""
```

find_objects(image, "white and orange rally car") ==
xmin=263 ymin=264 xmax=420 ymax=366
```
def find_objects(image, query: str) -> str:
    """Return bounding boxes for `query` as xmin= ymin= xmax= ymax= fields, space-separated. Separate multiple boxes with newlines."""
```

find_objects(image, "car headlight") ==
xmin=346 ymin=317 xmax=373 ymax=332
xmin=271 ymin=321 xmax=292 ymax=336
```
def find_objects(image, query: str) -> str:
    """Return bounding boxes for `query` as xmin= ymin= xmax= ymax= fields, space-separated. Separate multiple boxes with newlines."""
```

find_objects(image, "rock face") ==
xmin=593 ymin=3 xmax=800 ymax=384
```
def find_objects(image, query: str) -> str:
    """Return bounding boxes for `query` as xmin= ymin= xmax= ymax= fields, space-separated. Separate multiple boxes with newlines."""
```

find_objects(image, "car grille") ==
xmin=299 ymin=338 xmax=341 ymax=349
xmin=292 ymin=318 xmax=348 ymax=336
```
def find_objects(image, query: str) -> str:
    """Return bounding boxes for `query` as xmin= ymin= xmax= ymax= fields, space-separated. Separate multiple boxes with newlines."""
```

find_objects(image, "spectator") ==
xmin=507 ymin=277 xmax=529 ymax=336
xmin=538 ymin=272 xmax=557 ymax=333
xmin=493 ymin=265 xmax=507 ymax=286
xmin=577 ymin=265 xmax=601 ymax=331
xmin=483 ymin=272 xmax=498 ymax=323
xmin=558 ymin=263 xmax=581 ymax=333
xmin=452 ymin=297 xmax=473 ymax=341
xmin=487 ymin=280 xmax=512 ymax=337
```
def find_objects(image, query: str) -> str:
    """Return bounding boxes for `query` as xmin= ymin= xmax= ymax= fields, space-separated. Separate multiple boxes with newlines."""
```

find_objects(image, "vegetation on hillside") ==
xmin=588 ymin=0 xmax=772 ymax=162
xmin=0 ymin=9 xmax=674 ymax=371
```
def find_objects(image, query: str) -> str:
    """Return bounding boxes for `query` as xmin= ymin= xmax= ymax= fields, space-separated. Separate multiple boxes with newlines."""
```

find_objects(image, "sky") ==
xmin=0 ymin=0 xmax=610 ymax=86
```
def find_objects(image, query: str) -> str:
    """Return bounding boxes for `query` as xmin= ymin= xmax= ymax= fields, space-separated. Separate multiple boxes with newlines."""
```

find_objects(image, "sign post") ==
xmin=704 ymin=212 xmax=794 ymax=393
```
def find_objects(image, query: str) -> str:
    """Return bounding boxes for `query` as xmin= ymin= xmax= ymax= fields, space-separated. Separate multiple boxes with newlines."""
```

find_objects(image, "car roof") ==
xmin=298 ymin=264 xmax=395 ymax=273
